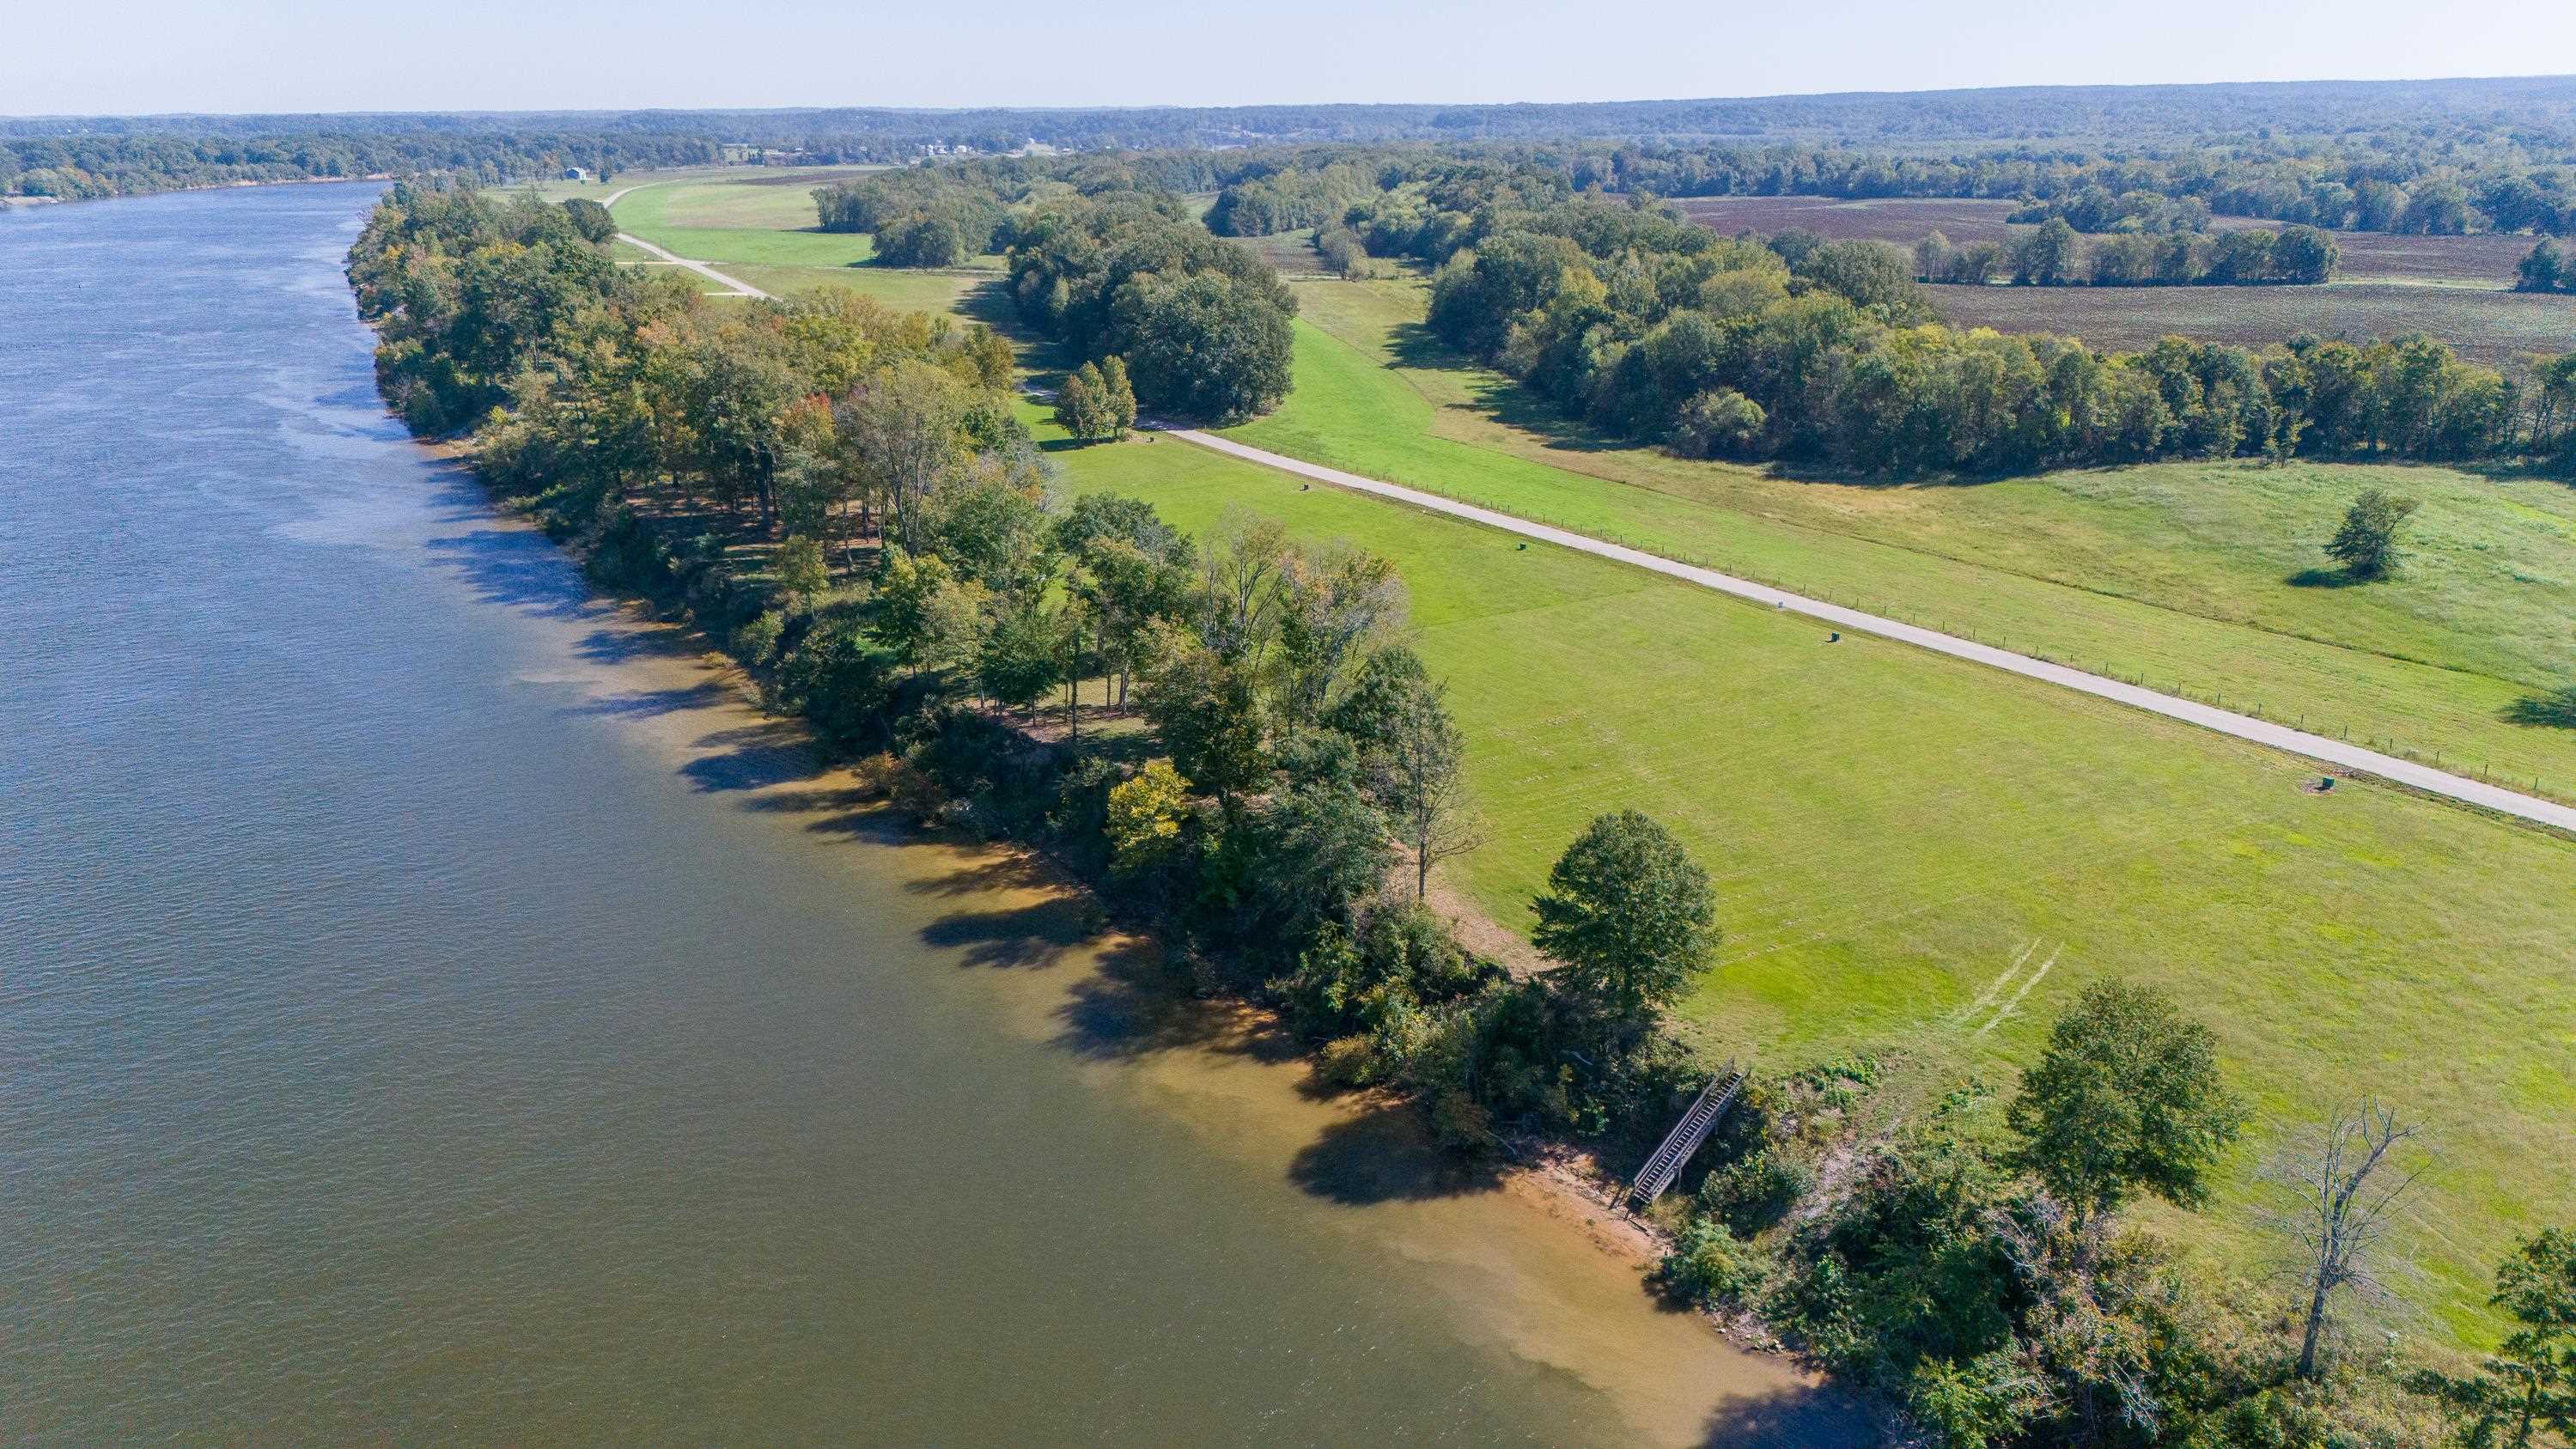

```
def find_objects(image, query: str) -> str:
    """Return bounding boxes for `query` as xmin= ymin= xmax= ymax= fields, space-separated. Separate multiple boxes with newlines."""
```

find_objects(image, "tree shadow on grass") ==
xmin=2286 ymin=565 xmax=2370 ymax=588
xmin=2502 ymin=687 xmax=2576 ymax=728
xmin=1285 ymin=1100 xmax=1508 ymax=1205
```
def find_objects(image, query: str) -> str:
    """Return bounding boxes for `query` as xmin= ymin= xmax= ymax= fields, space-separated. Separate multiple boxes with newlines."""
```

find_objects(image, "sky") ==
xmin=11 ymin=0 xmax=2576 ymax=117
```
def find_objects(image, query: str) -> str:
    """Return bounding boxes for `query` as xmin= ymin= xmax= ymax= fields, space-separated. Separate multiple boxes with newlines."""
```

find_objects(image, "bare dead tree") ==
xmin=2266 ymin=1097 xmax=2429 ymax=1379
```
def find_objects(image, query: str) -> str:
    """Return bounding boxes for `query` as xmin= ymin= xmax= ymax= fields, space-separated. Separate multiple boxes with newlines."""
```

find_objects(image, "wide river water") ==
xmin=0 ymin=184 xmax=1863 ymax=1444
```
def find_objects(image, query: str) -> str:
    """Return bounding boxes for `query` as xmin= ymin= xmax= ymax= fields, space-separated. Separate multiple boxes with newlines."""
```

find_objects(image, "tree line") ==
xmin=1208 ymin=136 xmax=2576 ymax=243
xmin=2 ymin=129 xmax=725 ymax=201
xmin=1383 ymin=184 xmax=2569 ymax=474
xmin=1006 ymin=191 xmax=1298 ymax=423
xmin=1914 ymin=218 xmax=2341 ymax=287
xmin=812 ymin=167 xmax=1014 ymax=265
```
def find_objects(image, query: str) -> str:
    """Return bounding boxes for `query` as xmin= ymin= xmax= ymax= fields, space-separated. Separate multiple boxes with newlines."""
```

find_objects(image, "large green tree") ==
xmin=2007 ymin=980 xmax=2244 ymax=1224
xmin=2411 ymin=1228 xmax=2576 ymax=1448
xmin=1530 ymin=810 xmax=1717 ymax=1032
xmin=2324 ymin=487 xmax=2421 ymax=580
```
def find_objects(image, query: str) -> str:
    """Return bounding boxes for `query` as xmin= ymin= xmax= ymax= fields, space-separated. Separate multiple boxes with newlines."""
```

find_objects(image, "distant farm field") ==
xmin=1935 ymin=280 xmax=2576 ymax=371
xmin=1680 ymin=196 xmax=2576 ymax=368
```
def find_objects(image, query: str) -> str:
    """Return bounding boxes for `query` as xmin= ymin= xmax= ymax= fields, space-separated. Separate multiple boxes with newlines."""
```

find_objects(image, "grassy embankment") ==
xmin=596 ymin=186 xmax=2576 ymax=1341
xmin=606 ymin=172 xmax=1008 ymax=314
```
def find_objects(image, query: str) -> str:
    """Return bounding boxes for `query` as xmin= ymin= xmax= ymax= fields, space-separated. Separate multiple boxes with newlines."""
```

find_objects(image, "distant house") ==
xmin=562 ymin=167 xmax=589 ymax=182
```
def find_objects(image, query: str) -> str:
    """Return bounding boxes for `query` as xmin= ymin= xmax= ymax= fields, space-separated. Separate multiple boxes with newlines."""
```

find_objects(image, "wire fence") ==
xmin=1231 ymin=458 xmax=2565 ymax=807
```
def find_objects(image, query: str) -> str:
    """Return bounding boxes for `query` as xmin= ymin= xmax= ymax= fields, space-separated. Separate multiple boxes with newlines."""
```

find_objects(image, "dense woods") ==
xmin=1006 ymin=192 xmax=1298 ymax=422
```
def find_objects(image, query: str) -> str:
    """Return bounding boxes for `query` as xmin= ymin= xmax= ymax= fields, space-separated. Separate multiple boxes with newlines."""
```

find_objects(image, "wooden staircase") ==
xmin=1626 ymin=1062 xmax=1745 ymax=1211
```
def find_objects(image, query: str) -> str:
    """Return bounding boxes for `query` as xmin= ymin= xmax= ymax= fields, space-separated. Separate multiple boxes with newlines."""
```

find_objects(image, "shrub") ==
xmin=1696 ymin=1147 xmax=1814 ymax=1235
xmin=730 ymin=609 xmax=787 ymax=667
xmin=1317 ymin=1034 xmax=1381 ymax=1090
xmin=1670 ymin=387 xmax=1768 ymax=460
xmin=1656 ymin=1218 xmax=1764 ymax=1306
xmin=1105 ymin=759 xmax=1193 ymax=880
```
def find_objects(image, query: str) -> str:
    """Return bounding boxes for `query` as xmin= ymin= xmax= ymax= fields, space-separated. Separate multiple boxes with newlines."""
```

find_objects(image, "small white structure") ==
xmin=562 ymin=166 xmax=589 ymax=182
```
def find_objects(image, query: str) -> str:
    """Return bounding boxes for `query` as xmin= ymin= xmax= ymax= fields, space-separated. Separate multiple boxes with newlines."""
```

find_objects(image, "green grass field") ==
xmin=1032 ymin=405 xmax=2576 ymax=1346
xmin=607 ymin=173 xmax=1006 ymax=310
xmin=1221 ymin=277 xmax=2576 ymax=805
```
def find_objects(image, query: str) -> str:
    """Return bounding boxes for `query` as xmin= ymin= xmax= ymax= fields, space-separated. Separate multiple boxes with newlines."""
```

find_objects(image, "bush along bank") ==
xmin=351 ymin=180 xmax=2573 ymax=1449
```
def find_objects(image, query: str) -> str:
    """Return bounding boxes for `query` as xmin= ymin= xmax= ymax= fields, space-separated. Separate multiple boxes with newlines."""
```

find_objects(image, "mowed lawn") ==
xmin=1222 ymin=277 xmax=2576 ymax=803
xmin=1035 ymin=405 xmax=2576 ymax=1343
xmin=608 ymin=173 xmax=1005 ymax=312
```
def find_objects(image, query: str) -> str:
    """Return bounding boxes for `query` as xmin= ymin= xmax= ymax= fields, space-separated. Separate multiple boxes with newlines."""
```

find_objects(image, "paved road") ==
xmin=598 ymin=181 xmax=772 ymax=300
xmin=1166 ymin=428 xmax=2576 ymax=837
xmin=613 ymin=230 xmax=771 ymax=299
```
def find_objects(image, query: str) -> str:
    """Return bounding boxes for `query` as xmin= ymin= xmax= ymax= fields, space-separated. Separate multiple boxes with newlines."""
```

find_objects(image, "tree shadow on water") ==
xmin=1285 ymin=1100 xmax=1507 ymax=1206
xmin=919 ymin=899 xmax=1105 ymax=971
xmin=678 ymin=721 xmax=818 ymax=792
xmin=561 ymin=680 xmax=732 ymax=718
xmin=738 ymin=784 xmax=910 ymax=843
xmin=422 ymin=529 xmax=602 ymax=618
xmin=1021 ymin=927 xmax=1311 ymax=1074
xmin=1696 ymin=1382 xmax=1879 ymax=1448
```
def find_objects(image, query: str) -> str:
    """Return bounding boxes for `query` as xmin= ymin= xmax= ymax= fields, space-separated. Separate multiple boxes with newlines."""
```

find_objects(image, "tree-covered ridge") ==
xmin=1 ymin=129 xmax=728 ymax=201
xmin=1207 ymin=127 xmax=2576 ymax=240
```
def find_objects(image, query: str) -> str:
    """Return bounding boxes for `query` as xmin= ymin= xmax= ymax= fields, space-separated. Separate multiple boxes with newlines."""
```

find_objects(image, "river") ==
xmin=0 ymin=183 xmax=1862 ymax=1445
